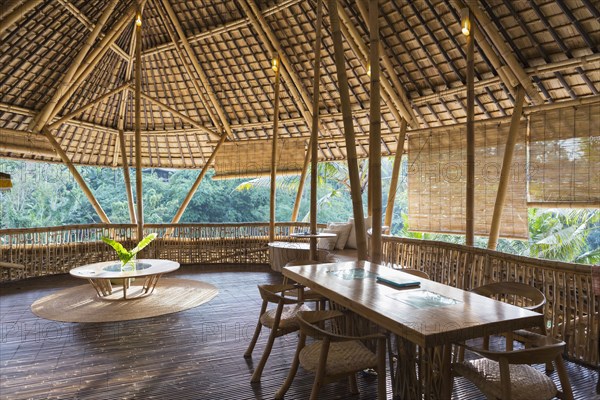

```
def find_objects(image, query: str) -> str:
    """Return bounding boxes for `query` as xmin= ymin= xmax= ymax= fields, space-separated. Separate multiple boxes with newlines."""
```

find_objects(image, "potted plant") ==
xmin=102 ymin=233 xmax=157 ymax=272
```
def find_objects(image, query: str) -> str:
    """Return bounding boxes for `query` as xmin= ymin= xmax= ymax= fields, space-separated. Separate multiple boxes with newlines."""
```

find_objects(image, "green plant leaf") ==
xmin=129 ymin=233 xmax=157 ymax=257
xmin=101 ymin=236 xmax=130 ymax=263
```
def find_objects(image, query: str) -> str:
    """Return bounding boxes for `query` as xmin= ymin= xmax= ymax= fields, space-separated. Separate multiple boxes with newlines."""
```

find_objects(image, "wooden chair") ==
xmin=282 ymin=258 xmax=336 ymax=309
xmin=244 ymin=283 xmax=310 ymax=383
xmin=471 ymin=281 xmax=547 ymax=352
xmin=400 ymin=268 xmax=430 ymax=279
xmin=451 ymin=332 xmax=573 ymax=400
xmin=275 ymin=310 xmax=386 ymax=400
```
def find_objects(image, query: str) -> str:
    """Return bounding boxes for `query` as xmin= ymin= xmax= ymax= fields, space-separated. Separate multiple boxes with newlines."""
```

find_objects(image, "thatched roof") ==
xmin=1 ymin=0 xmax=598 ymax=169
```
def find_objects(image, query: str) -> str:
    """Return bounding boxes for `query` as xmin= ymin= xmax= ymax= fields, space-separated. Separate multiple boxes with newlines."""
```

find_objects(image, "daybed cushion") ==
xmin=317 ymin=229 xmax=338 ymax=250
xmin=327 ymin=222 xmax=353 ymax=250
xmin=346 ymin=216 xmax=372 ymax=249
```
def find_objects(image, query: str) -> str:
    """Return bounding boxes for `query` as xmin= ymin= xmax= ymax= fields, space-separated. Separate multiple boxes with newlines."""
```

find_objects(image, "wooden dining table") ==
xmin=283 ymin=260 xmax=545 ymax=400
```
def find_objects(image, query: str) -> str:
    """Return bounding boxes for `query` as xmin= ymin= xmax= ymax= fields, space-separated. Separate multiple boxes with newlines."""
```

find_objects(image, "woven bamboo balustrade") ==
xmin=381 ymin=235 xmax=599 ymax=368
xmin=0 ymin=222 xmax=324 ymax=281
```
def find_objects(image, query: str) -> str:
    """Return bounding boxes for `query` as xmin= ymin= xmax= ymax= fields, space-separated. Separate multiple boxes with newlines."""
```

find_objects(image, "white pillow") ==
xmin=345 ymin=216 xmax=372 ymax=249
xmin=327 ymin=222 xmax=353 ymax=250
xmin=317 ymin=229 xmax=337 ymax=250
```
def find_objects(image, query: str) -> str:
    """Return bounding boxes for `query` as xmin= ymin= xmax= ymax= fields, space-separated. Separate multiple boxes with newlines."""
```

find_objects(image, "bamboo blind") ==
xmin=528 ymin=101 xmax=600 ymax=205
xmin=213 ymin=138 xmax=306 ymax=179
xmin=407 ymin=119 xmax=528 ymax=239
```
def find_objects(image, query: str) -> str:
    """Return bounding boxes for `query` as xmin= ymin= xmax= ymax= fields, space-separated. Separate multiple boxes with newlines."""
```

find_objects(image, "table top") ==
xmin=283 ymin=261 xmax=544 ymax=348
xmin=289 ymin=232 xmax=337 ymax=239
xmin=268 ymin=241 xmax=311 ymax=249
xmin=70 ymin=259 xmax=180 ymax=279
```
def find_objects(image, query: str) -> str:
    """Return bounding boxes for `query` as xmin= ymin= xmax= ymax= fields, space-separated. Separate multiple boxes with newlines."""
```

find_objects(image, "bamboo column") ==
xmin=488 ymin=86 xmax=525 ymax=249
xmin=384 ymin=119 xmax=407 ymax=229
xmin=269 ymin=55 xmax=282 ymax=243
xmin=134 ymin=7 xmax=144 ymax=241
xmin=328 ymin=0 xmax=367 ymax=261
xmin=42 ymin=128 xmax=110 ymax=223
xmin=368 ymin=0 xmax=382 ymax=264
xmin=290 ymin=138 xmax=311 ymax=222
xmin=119 ymin=130 xmax=137 ymax=224
xmin=465 ymin=11 xmax=475 ymax=247
xmin=309 ymin=0 xmax=324 ymax=261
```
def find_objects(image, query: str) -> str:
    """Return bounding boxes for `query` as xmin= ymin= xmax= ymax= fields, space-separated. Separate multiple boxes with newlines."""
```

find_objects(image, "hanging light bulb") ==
xmin=271 ymin=57 xmax=279 ymax=73
xmin=461 ymin=8 xmax=471 ymax=36
xmin=0 ymin=172 xmax=12 ymax=190
xmin=366 ymin=63 xmax=371 ymax=77
xmin=136 ymin=14 xmax=142 ymax=27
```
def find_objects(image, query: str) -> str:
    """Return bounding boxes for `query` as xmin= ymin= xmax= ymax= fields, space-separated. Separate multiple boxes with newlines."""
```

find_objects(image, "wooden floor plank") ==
xmin=1 ymin=265 xmax=598 ymax=399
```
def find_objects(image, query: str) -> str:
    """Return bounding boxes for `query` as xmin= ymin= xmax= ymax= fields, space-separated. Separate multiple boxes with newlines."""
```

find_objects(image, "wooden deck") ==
xmin=1 ymin=265 xmax=598 ymax=399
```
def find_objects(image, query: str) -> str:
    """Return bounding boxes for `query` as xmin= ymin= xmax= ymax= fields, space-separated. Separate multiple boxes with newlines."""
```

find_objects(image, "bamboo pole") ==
xmin=460 ymin=0 xmax=544 ymax=105
xmin=368 ymin=0 xmax=382 ymax=264
xmin=328 ymin=0 xmax=367 ymax=260
xmin=42 ymin=128 xmax=110 ymax=222
xmin=48 ymin=82 xmax=130 ymax=129
xmin=160 ymin=0 xmax=235 ymax=140
xmin=309 ymin=0 xmax=324 ymax=261
xmin=354 ymin=0 xmax=417 ymax=127
xmin=0 ymin=0 xmax=44 ymax=35
xmin=290 ymin=138 xmax=311 ymax=222
xmin=465 ymin=14 xmax=475 ymax=247
xmin=138 ymin=91 xmax=221 ymax=139
xmin=488 ymin=86 xmax=525 ymax=250
xmin=134 ymin=7 xmax=143 ymax=242
xmin=384 ymin=118 xmax=407 ymax=229
xmin=269 ymin=55 xmax=282 ymax=243
xmin=41 ymin=6 xmax=137 ymax=130
xmin=30 ymin=0 xmax=121 ymax=132
xmin=170 ymin=132 xmax=229 ymax=224
xmin=119 ymin=130 xmax=137 ymax=224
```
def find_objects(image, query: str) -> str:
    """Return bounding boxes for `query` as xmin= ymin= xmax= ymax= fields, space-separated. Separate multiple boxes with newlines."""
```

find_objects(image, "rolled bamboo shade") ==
xmin=407 ymin=119 xmax=528 ymax=239
xmin=528 ymin=101 xmax=600 ymax=205
xmin=213 ymin=138 xmax=305 ymax=179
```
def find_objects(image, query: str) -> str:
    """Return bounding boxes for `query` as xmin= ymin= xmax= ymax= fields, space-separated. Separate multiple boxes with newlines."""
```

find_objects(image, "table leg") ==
xmin=142 ymin=273 xmax=162 ymax=294
xmin=88 ymin=278 xmax=112 ymax=297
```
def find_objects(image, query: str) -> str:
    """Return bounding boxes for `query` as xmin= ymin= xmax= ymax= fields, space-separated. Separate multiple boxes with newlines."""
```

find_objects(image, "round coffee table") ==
xmin=70 ymin=259 xmax=180 ymax=300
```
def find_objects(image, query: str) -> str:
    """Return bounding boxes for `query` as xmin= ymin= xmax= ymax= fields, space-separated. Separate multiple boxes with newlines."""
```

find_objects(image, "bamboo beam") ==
xmin=354 ymin=0 xmax=417 ymax=128
xmin=30 ymin=0 xmax=121 ymax=132
xmin=48 ymin=82 xmax=130 ymax=130
xmin=309 ymin=0 xmax=324 ymax=261
xmin=0 ymin=0 xmax=43 ymax=35
xmin=160 ymin=0 xmax=234 ymax=140
xmin=328 ymin=0 xmax=367 ymax=261
xmin=135 ymin=6 xmax=143 ymax=242
xmin=384 ymin=119 xmax=407 ymax=229
xmin=55 ymin=0 xmax=129 ymax=61
xmin=461 ymin=0 xmax=544 ymax=105
xmin=290 ymin=139 xmax=310 ymax=222
xmin=119 ymin=130 xmax=137 ymax=224
xmin=142 ymin=0 xmax=302 ymax=58
xmin=269 ymin=55 xmax=282 ymax=243
xmin=368 ymin=0 xmax=382 ymax=264
xmin=465 ymin=13 xmax=475 ymax=247
xmin=138 ymin=91 xmax=221 ymax=139
xmin=170 ymin=133 xmax=228 ymax=224
xmin=42 ymin=128 xmax=110 ymax=222
xmin=488 ymin=86 xmax=525 ymax=250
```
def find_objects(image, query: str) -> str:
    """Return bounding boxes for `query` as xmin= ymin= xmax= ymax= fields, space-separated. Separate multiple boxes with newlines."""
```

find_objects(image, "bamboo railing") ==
xmin=380 ymin=235 xmax=599 ymax=368
xmin=0 ymin=224 xmax=597 ymax=367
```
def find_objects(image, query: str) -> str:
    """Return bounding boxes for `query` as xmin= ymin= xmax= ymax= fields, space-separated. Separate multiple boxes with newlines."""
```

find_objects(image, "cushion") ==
xmin=317 ymin=229 xmax=337 ymax=250
xmin=346 ymin=216 xmax=372 ymax=249
xmin=327 ymin=222 xmax=353 ymax=250
xmin=453 ymin=358 xmax=557 ymax=400
xmin=299 ymin=340 xmax=377 ymax=375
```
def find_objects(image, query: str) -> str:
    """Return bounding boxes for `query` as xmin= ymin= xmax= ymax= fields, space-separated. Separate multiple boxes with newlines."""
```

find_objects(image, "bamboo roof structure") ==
xmin=0 ymin=0 xmax=598 ymax=169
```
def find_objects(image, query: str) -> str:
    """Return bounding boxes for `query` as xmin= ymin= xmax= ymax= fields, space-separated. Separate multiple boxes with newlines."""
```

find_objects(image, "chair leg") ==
xmin=250 ymin=326 xmax=278 ymax=382
xmin=377 ymin=337 xmax=387 ymax=400
xmin=275 ymin=333 xmax=306 ymax=400
xmin=348 ymin=373 xmax=359 ymax=394
xmin=310 ymin=338 xmax=330 ymax=400
xmin=244 ymin=300 xmax=267 ymax=358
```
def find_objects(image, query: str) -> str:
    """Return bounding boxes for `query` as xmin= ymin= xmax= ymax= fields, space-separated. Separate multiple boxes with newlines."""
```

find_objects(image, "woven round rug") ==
xmin=31 ymin=278 xmax=218 ymax=323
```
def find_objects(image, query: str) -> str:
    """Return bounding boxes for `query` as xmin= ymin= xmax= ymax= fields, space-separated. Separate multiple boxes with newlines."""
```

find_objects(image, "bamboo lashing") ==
xmin=269 ymin=54 xmax=282 ymax=243
xmin=488 ymin=86 xmax=525 ymax=250
xmin=328 ymin=0 xmax=367 ymax=261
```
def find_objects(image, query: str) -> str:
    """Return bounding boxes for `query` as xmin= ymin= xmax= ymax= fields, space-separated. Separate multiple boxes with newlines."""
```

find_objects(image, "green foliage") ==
xmin=101 ymin=233 xmax=157 ymax=265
